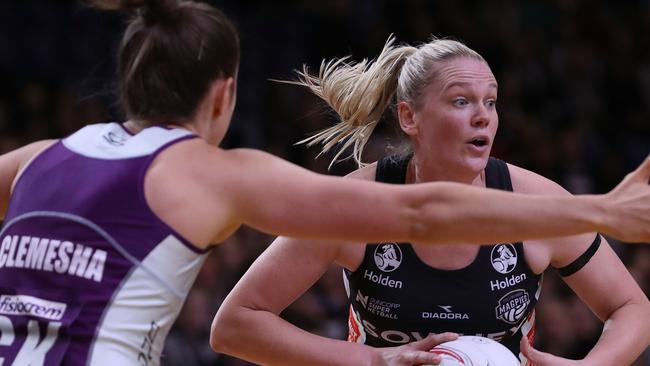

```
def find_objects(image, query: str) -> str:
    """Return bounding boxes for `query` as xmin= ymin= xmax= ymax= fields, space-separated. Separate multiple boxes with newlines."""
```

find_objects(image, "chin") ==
xmin=464 ymin=156 xmax=490 ymax=173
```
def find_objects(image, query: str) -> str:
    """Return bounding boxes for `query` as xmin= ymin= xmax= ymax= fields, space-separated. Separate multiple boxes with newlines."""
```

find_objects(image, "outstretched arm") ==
xmin=227 ymin=150 xmax=650 ymax=245
xmin=149 ymin=141 xmax=650 ymax=248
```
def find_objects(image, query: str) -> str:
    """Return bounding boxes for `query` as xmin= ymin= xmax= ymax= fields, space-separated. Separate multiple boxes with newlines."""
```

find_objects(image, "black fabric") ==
xmin=485 ymin=157 xmax=513 ymax=191
xmin=344 ymin=156 xmax=541 ymax=357
xmin=556 ymin=234 xmax=602 ymax=277
xmin=375 ymin=154 xmax=410 ymax=184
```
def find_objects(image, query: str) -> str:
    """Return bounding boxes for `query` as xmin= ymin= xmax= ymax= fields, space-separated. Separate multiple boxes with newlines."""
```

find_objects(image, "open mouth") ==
xmin=469 ymin=138 xmax=488 ymax=147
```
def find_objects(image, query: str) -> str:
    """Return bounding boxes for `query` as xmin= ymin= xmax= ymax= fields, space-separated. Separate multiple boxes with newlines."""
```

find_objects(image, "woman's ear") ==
xmin=210 ymin=77 xmax=236 ymax=119
xmin=223 ymin=77 xmax=236 ymax=108
xmin=397 ymin=101 xmax=418 ymax=136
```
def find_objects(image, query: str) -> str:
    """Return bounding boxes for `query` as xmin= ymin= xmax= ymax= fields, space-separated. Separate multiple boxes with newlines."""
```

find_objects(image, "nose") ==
xmin=471 ymin=104 xmax=491 ymax=128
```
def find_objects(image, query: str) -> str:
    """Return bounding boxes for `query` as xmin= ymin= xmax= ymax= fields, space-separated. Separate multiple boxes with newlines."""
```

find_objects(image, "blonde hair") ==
xmin=288 ymin=35 xmax=486 ymax=167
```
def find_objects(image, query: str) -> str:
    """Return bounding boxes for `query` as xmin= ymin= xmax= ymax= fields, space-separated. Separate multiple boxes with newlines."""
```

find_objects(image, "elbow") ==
xmin=209 ymin=313 xmax=226 ymax=353
xmin=629 ymin=295 xmax=650 ymax=342
xmin=406 ymin=187 xmax=452 ymax=243
xmin=614 ymin=295 xmax=650 ymax=348
xmin=408 ymin=206 xmax=438 ymax=242
xmin=209 ymin=308 xmax=237 ymax=354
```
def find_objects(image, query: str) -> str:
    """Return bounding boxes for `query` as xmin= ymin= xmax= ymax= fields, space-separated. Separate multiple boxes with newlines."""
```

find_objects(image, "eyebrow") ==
xmin=444 ymin=81 xmax=499 ymax=91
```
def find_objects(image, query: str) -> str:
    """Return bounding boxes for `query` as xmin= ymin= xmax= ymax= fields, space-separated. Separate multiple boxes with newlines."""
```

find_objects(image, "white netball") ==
xmin=427 ymin=336 xmax=520 ymax=366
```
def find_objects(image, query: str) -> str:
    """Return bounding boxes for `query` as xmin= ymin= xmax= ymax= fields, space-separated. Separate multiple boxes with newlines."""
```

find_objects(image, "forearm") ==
xmin=409 ymin=183 xmax=608 ymax=244
xmin=581 ymin=301 xmax=650 ymax=366
xmin=211 ymin=306 xmax=375 ymax=366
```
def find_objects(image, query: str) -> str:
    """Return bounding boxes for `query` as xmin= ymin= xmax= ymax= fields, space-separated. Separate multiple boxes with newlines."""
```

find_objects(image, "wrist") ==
xmin=578 ymin=194 xmax=609 ymax=234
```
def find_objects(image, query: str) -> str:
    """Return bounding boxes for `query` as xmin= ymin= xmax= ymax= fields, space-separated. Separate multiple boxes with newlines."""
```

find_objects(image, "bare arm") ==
xmin=227 ymin=150 xmax=650 ymax=245
xmin=211 ymin=237 xmax=369 ymax=365
xmin=210 ymin=237 xmax=454 ymax=366
xmin=521 ymin=240 xmax=650 ymax=366
xmin=509 ymin=164 xmax=650 ymax=366
xmin=148 ymin=142 xmax=650 ymax=248
xmin=565 ymin=240 xmax=649 ymax=366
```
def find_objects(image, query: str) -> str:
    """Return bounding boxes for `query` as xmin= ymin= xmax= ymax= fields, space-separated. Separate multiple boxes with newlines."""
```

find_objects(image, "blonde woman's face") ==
xmin=411 ymin=57 xmax=498 ymax=177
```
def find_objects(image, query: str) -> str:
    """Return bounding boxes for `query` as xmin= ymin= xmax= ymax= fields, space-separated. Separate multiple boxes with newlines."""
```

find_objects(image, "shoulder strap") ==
xmin=485 ymin=157 xmax=513 ymax=192
xmin=375 ymin=154 xmax=411 ymax=184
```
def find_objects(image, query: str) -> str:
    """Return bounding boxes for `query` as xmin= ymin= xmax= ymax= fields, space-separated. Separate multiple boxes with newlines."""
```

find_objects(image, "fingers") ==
xmin=398 ymin=333 xmax=459 ymax=366
xmin=520 ymin=336 xmax=531 ymax=357
xmin=404 ymin=350 xmax=441 ymax=365
xmin=409 ymin=332 xmax=459 ymax=352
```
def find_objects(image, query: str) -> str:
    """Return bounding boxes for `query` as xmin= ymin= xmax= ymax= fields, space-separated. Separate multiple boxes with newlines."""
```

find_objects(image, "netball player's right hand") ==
xmin=371 ymin=332 xmax=458 ymax=366
xmin=601 ymin=155 xmax=650 ymax=243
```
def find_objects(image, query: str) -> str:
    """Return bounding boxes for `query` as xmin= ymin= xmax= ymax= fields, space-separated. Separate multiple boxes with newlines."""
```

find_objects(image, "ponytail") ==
xmin=289 ymin=35 xmax=486 ymax=168
xmin=287 ymin=36 xmax=416 ymax=167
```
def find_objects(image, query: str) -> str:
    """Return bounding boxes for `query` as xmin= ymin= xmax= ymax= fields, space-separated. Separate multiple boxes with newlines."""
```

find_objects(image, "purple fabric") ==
xmin=0 ymin=138 xmax=193 ymax=365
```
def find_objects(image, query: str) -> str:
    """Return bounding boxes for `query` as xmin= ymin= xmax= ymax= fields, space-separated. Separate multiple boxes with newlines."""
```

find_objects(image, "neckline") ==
xmin=118 ymin=122 xmax=136 ymax=136
xmin=401 ymin=243 xmax=487 ymax=274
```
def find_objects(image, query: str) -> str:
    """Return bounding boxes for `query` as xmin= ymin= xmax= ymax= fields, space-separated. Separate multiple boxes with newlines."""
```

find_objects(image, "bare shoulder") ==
xmin=145 ymin=144 xmax=347 ymax=246
xmin=334 ymin=163 xmax=377 ymax=269
xmin=5 ymin=139 xmax=57 ymax=187
xmin=147 ymin=142 xmax=268 ymax=182
xmin=506 ymin=162 xmax=569 ymax=196
xmin=144 ymin=139 xmax=246 ymax=247
xmin=0 ymin=139 xmax=57 ymax=218
xmin=3 ymin=140 xmax=57 ymax=168
xmin=507 ymin=162 xmax=597 ymax=271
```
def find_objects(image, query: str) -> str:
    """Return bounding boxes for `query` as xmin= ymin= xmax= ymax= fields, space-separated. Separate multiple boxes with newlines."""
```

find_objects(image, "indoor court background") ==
xmin=0 ymin=1 xmax=648 ymax=365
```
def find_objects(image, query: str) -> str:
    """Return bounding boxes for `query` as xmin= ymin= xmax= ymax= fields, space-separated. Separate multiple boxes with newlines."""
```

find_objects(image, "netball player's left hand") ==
xmin=520 ymin=337 xmax=582 ymax=366
xmin=373 ymin=332 xmax=458 ymax=366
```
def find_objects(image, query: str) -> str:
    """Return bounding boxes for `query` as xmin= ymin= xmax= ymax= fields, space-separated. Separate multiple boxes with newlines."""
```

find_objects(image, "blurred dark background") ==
xmin=1 ymin=0 xmax=649 ymax=365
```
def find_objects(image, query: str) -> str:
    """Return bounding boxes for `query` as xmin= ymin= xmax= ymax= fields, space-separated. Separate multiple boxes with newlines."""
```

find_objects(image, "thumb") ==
xmin=520 ymin=336 xmax=546 ymax=364
xmin=630 ymin=155 xmax=650 ymax=182
xmin=409 ymin=332 xmax=459 ymax=352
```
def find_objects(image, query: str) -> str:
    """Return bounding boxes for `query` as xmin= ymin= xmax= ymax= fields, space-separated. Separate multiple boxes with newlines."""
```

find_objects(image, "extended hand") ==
xmin=602 ymin=155 xmax=650 ymax=243
xmin=371 ymin=332 xmax=458 ymax=366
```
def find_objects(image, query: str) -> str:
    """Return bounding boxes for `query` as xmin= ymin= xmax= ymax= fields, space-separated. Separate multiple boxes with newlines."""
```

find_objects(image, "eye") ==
xmin=486 ymin=99 xmax=497 ymax=108
xmin=453 ymin=98 xmax=468 ymax=107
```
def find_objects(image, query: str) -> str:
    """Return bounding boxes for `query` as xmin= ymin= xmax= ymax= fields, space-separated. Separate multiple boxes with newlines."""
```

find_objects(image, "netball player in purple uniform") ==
xmin=212 ymin=37 xmax=650 ymax=366
xmin=2 ymin=1 xmax=650 ymax=365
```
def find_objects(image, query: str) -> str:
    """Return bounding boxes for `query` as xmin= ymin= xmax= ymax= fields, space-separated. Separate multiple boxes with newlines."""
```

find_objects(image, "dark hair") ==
xmin=90 ymin=0 xmax=240 ymax=124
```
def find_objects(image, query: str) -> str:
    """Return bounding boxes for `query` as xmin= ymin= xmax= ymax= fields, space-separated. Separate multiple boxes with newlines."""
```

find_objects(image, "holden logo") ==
xmin=490 ymin=244 xmax=517 ymax=274
xmin=373 ymin=243 xmax=402 ymax=272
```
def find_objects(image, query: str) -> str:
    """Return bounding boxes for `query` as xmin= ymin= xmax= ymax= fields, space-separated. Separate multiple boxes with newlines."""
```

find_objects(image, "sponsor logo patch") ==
xmin=490 ymin=243 xmax=517 ymax=274
xmin=422 ymin=305 xmax=470 ymax=320
xmin=363 ymin=270 xmax=403 ymax=289
xmin=490 ymin=273 xmax=527 ymax=291
xmin=356 ymin=290 xmax=400 ymax=319
xmin=495 ymin=289 xmax=530 ymax=324
xmin=103 ymin=131 xmax=128 ymax=146
xmin=374 ymin=243 xmax=402 ymax=272
xmin=0 ymin=294 xmax=67 ymax=320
